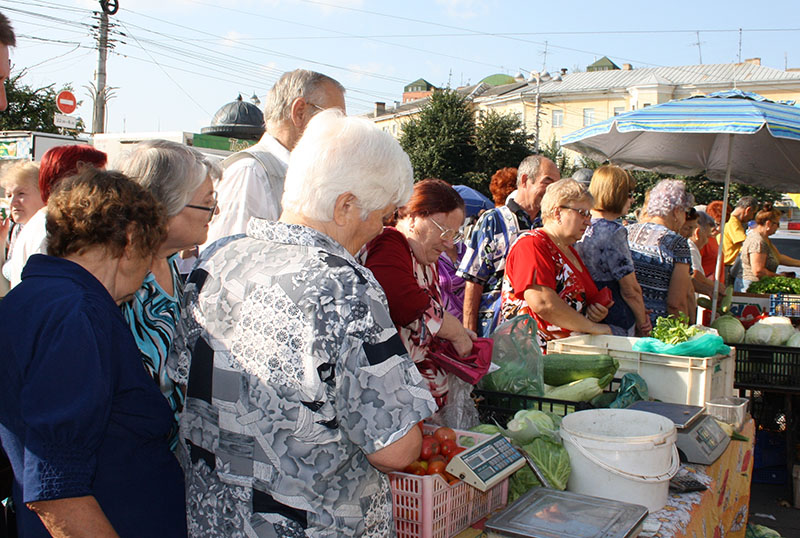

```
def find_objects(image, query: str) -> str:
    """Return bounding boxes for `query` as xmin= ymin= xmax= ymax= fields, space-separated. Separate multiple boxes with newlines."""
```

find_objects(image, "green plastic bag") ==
xmin=632 ymin=333 xmax=730 ymax=358
xmin=609 ymin=373 xmax=649 ymax=409
xmin=479 ymin=315 xmax=545 ymax=397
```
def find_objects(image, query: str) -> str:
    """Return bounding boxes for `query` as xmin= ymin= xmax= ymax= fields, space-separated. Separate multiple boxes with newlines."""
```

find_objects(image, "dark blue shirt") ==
xmin=0 ymin=255 xmax=187 ymax=537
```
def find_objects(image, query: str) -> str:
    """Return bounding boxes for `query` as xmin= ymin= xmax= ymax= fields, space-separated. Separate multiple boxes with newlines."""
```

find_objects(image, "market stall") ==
xmin=387 ymin=312 xmax=764 ymax=537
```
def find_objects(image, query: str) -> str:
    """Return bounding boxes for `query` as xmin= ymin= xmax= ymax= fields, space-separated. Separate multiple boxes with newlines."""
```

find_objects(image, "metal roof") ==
xmin=529 ymin=63 xmax=800 ymax=95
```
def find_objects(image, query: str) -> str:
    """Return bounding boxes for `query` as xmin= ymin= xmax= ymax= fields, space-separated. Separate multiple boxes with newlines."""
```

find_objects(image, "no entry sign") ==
xmin=56 ymin=90 xmax=77 ymax=115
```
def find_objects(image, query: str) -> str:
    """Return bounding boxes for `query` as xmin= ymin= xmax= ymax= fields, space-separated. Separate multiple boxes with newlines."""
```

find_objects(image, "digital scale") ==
xmin=446 ymin=434 xmax=526 ymax=491
xmin=629 ymin=401 xmax=730 ymax=465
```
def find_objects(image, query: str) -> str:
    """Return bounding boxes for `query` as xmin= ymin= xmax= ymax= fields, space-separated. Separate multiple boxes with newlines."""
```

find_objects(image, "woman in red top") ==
xmin=362 ymin=178 xmax=475 ymax=408
xmin=501 ymin=178 xmax=612 ymax=350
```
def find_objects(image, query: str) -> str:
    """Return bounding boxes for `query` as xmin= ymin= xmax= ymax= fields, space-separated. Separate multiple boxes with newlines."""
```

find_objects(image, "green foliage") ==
xmin=399 ymin=89 xmax=476 ymax=185
xmin=539 ymin=138 xmax=577 ymax=179
xmin=0 ymin=70 xmax=85 ymax=134
xmin=399 ymin=89 xmax=535 ymax=195
xmin=474 ymin=109 xmax=532 ymax=181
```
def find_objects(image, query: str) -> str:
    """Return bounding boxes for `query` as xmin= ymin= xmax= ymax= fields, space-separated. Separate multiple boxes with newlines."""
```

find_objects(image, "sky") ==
xmin=3 ymin=0 xmax=800 ymax=135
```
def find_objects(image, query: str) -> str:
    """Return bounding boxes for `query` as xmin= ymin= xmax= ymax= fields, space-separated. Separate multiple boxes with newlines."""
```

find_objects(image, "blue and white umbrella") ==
xmin=563 ymin=90 xmax=800 ymax=317
xmin=563 ymin=90 xmax=800 ymax=192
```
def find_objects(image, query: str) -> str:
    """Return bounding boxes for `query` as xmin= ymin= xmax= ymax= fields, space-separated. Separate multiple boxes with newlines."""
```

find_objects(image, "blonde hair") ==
xmin=0 ymin=161 xmax=40 ymax=195
xmin=540 ymin=178 xmax=593 ymax=223
xmin=589 ymin=164 xmax=635 ymax=214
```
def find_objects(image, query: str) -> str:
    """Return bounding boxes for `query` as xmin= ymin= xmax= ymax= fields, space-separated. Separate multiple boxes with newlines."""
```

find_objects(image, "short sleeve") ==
xmin=505 ymin=233 xmax=557 ymax=300
xmin=672 ymin=235 xmax=692 ymax=266
xmin=689 ymin=241 xmax=703 ymax=273
xmin=363 ymin=229 xmax=432 ymax=327
xmin=457 ymin=209 xmax=505 ymax=283
xmin=608 ymin=225 xmax=636 ymax=281
xmin=20 ymin=301 xmax=112 ymax=503
xmin=338 ymin=290 xmax=437 ymax=454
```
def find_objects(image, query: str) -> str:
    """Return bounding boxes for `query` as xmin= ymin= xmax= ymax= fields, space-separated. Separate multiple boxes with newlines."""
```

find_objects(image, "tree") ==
xmin=399 ymin=89 xmax=475 ymax=185
xmin=474 ymin=110 xmax=532 ymax=180
xmin=0 ymin=70 xmax=85 ymax=134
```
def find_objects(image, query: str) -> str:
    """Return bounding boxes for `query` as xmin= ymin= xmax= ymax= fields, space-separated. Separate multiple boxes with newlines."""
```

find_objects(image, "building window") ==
xmin=613 ymin=106 xmax=625 ymax=116
xmin=552 ymin=109 xmax=563 ymax=127
xmin=583 ymin=108 xmax=595 ymax=126
xmin=643 ymin=103 xmax=651 ymax=108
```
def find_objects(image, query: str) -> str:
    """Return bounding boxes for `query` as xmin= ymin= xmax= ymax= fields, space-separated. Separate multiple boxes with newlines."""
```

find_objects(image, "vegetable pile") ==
xmin=471 ymin=408 xmax=571 ymax=502
xmin=744 ymin=316 xmax=800 ymax=347
xmin=651 ymin=313 xmax=703 ymax=344
xmin=747 ymin=276 xmax=800 ymax=294
xmin=541 ymin=353 xmax=618 ymax=403
xmin=402 ymin=426 xmax=465 ymax=485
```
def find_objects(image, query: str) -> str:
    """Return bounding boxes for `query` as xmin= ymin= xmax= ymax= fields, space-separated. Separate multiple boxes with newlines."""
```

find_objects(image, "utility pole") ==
xmin=92 ymin=0 xmax=118 ymax=134
xmin=533 ymin=42 xmax=548 ymax=153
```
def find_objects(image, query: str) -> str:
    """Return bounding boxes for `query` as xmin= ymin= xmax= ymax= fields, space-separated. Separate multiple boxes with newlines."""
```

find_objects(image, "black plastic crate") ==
xmin=733 ymin=343 xmax=800 ymax=393
xmin=472 ymin=389 xmax=587 ymax=425
xmin=749 ymin=391 xmax=789 ymax=432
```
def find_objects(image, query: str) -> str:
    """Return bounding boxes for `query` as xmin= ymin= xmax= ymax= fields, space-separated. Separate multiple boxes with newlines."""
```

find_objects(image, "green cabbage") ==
xmin=469 ymin=424 xmax=503 ymax=436
xmin=745 ymin=323 xmax=773 ymax=345
xmin=508 ymin=438 xmax=571 ymax=501
xmin=711 ymin=315 xmax=745 ymax=344
xmin=505 ymin=409 xmax=557 ymax=444
xmin=787 ymin=332 xmax=800 ymax=348
xmin=758 ymin=317 xmax=795 ymax=346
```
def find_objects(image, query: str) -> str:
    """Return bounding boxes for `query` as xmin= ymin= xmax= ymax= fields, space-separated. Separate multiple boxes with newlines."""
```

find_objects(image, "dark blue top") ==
xmin=576 ymin=218 xmax=637 ymax=331
xmin=0 ymin=255 xmax=187 ymax=538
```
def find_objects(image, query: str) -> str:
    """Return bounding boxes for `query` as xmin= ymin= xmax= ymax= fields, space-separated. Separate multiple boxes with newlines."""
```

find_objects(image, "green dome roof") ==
xmin=479 ymin=73 xmax=517 ymax=86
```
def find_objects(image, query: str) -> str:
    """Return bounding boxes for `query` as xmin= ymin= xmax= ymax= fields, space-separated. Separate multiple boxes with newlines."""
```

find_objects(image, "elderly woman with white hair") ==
xmin=501 ymin=178 xmax=613 ymax=350
xmin=1 ymin=161 xmax=44 ymax=265
xmin=176 ymin=109 xmax=436 ymax=537
xmin=115 ymin=139 xmax=220 ymax=450
xmin=627 ymin=179 xmax=694 ymax=324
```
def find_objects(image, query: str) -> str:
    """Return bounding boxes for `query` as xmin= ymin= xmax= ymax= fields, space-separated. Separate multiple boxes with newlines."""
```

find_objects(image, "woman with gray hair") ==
xmin=501 ymin=178 xmax=613 ymax=350
xmin=178 ymin=109 xmax=436 ymax=536
xmin=116 ymin=139 xmax=220 ymax=450
xmin=627 ymin=179 xmax=694 ymax=324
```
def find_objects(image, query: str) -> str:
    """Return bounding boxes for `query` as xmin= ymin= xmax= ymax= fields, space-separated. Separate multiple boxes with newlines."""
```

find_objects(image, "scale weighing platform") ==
xmin=446 ymin=434 xmax=526 ymax=492
xmin=629 ymin=401 xmax=730 ymax=465
xmin=485 ymin=487 xmax=648 ymax=538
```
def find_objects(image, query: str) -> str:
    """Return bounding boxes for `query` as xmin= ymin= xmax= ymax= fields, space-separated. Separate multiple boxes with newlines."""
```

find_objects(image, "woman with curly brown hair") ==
xmin=0 ymin=168 xmax=187 ymax=537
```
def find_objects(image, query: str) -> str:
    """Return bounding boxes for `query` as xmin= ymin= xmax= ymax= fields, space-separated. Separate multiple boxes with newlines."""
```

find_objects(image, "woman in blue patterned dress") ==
xmin=576 ymin=165 xmax=651 ymax=336
xmin=117 ymin=140 xmax=220 ymax=449
xmin=627 ymin=179 xmax=694 ymax=325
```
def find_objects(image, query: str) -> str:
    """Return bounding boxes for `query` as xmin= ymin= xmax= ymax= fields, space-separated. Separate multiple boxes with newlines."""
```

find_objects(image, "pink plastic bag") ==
xmin=427 ymin=337 xmax=494 ymax=384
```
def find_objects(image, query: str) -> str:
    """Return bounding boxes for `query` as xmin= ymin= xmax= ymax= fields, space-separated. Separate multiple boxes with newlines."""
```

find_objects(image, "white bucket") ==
xmin=559 ymin=409 xmax=679 ymax=513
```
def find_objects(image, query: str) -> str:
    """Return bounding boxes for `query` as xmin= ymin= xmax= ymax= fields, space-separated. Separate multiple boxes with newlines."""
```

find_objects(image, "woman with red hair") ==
xmin=490 ymin=167 xmax=518 ymax=207
xmin=361 ymin=178 xmax=476 ymax=408
xmin=2 ymin=145 xmax=106 ymax=288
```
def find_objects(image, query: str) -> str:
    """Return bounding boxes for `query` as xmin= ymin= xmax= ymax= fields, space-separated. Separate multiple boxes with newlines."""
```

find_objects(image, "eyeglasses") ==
xmin=560 ymin=206 xmax=592 ymax=218
xmin=307 ymin=102 xmax=324 ymax=113
xmin=185 ymin=191 xmax=218 ymax=221
xmin=429 ymin=218 xmax=464 ymax=243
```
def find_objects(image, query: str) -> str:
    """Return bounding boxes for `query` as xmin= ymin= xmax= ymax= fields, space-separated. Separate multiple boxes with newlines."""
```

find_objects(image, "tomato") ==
xmin=428 ymin=454 xmax=446 ymax=464
xmin=403 ymin=461 xmax=426 ymax=475
xmin=439 ymin=439 xmax=458 ymax=459
xmin=420 ymin=436 xmax=440 ymax=460
xmin=449 ymin=447 xmax=466 ymax=460
xmin=433 ymin=427 xmax=456 ymax=443
xmin=418 ymin=460 xmax=428 ymax=471
xmin=417 ymin=421 xmax=425 ymax=434
xmin=427 ymin=460 xmax=447 ymax=475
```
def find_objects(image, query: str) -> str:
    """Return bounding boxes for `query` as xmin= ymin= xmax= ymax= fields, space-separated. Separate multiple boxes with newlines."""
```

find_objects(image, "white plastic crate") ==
xmin=547 ymin=335 xmax=734 ymax=406
xmin=390 ymin=425 xmax=509 ymax=538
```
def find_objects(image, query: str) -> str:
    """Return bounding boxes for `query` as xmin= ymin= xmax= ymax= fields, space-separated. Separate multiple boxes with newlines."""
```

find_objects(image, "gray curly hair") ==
xmin=646 ymin=179 xmax=694 ymax=218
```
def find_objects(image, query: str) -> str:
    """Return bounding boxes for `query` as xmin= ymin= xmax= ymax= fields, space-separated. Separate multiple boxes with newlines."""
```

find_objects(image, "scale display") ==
xmin=677 ymin=414 xmax=730 ymax=465
xmin=446 ymin=434 xmax=525 ymax=492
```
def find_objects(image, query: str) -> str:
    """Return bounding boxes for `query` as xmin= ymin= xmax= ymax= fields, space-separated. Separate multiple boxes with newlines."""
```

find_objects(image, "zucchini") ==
xmin=544 ymin=374 xmax=613 ymax=402
xmin=543 ymin=353 xmax=619 ymax=386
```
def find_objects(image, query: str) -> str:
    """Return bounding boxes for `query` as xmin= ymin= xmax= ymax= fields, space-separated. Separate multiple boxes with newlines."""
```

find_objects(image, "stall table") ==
xmin=454 ymin=418 xmax=755 ymax=538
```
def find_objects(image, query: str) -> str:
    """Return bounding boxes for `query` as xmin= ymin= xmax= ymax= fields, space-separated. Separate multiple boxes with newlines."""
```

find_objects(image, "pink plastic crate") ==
xmin=389 ymin=426 xmax=510 ymax=538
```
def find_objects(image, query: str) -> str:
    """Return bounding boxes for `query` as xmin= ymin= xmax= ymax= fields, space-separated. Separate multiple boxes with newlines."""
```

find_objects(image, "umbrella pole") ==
xmin=710 ymin=134 xmax=734 ymax=323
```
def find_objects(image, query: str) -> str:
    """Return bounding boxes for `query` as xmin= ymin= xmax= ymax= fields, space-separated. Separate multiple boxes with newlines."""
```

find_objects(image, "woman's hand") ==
xmin=585 ymin=302 xmax=609 ymax=322
xmin=636 ymin=317 xmax=653 ymax=337
xmin=452 ymin=329 xmax=475 ymax=357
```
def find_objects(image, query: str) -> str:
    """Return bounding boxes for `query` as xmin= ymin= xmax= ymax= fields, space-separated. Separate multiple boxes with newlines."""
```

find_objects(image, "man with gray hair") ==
xmin=0 ymin=12 xmax=16 ymax=112
xmin=205 ymin=69 xmax=346 ymax=245
xmin=457 ymin=155 xmax=561 ymax=336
